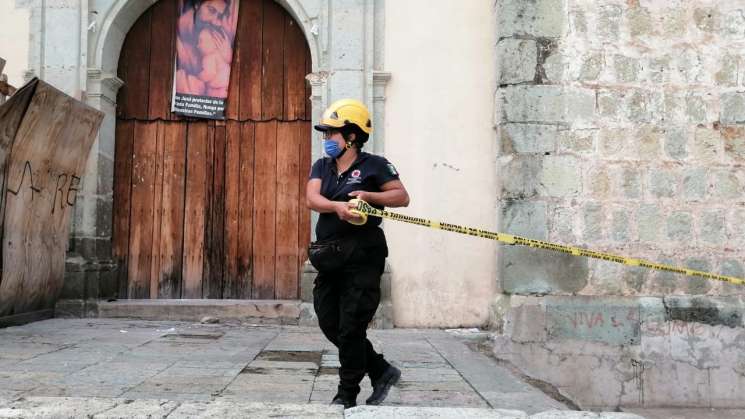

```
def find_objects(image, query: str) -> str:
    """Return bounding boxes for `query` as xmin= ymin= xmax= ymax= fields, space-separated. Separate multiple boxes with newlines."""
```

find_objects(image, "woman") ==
xmin=306 ymin=99 xmax=409 ymax=408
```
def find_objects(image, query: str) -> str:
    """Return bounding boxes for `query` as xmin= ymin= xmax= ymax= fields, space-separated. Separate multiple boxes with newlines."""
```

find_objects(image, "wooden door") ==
xmin=113 ymin=0 xmax=312 ymax=299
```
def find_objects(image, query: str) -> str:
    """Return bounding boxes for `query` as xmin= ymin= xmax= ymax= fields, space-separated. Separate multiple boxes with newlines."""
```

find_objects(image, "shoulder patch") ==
xmin=387 ymin=163 xmax=398 ymax=177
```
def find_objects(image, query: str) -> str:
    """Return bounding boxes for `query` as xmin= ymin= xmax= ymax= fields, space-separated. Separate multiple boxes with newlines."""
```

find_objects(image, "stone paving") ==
xmin=0 ymin=318 xmax=643 ymax=418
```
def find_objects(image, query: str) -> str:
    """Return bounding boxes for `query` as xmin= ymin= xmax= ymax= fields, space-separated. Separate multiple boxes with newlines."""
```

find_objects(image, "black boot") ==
xmin=331 ymin=394 xmax=357 ymax=409
xmin=365 ymin=365 xmax=401 ymax=405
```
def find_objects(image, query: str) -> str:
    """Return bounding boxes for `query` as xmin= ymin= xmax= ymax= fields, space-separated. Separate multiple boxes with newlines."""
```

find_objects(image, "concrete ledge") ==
xmin=0 ymin=398 xmax=343 ymax=418
xmin=624 ymin=408 xmax=745 ymax=419
xmin=346 ymin=405 xmax=528 ymax=418
xmin=96 ymin=299 xmax=302 ymax=324
xmin=0 ymin=397 xmax=644 ymax=418
xmin=91 ymin=298 xmax=394 ymax=329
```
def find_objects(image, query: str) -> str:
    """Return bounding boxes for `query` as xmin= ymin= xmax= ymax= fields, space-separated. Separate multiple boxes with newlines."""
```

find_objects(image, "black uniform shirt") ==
xmin=309 ymin=152 xmax=400 ymax=240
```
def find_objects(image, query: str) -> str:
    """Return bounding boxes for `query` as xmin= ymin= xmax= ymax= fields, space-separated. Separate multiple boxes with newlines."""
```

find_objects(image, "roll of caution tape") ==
xmin=349 ymin=199 xmax=745 ymax=287
xmin=347 ymin=199 xmax=368 ymax=226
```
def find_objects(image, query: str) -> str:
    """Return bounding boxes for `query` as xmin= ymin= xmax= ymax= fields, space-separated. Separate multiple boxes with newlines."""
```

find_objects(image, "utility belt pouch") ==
xmin=308 ymin=237 xmax=357 ymax=272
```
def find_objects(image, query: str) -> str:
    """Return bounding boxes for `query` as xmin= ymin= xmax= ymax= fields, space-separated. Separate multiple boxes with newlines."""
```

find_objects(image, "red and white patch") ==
xmin=351 ymin=169 xmax=361 ymax=178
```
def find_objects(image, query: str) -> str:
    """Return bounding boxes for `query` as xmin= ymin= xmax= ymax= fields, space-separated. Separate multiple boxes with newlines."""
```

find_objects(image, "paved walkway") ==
xmin=0 ymin=319 xmax=640 ymax=418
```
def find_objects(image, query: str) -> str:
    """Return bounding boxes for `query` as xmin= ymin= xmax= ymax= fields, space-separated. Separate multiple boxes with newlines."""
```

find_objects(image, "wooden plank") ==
xmin=222 ymin=121 xmax=241 ymax=298
xmin=115 ymin=21 xmax=131 ymax=119
xmin=120 ymin=10 xmax=152 ymax=119
xmin=261 ymin=0 xmax=285 ymax=120
xmin=204 ymin=122 xmax=225 ymax=298
xmin=297 ymin=122 xmax=311 ymax=268
xmin=238 ymin=0 xmax=263 ymax=120
xmin=0 ymin=79 xmax=37 ymax=247
xmin=157 ymin=121 xmax=186 ymax=298
xmin=0 ymin=80 xmax=102 ymax=316
xmin=148 ymin=0 xmax=177 ymax=120
xmin=283 ymin=15 xmax=307 ymax=121
xmin=275 ymin=122 xmax=299 ymax=299
xmin=305 ymin=51 xmax=311 ymax=120
xmin=182 ymin=121 xmax=208 ymax=298
xmin=0 ymin=309 xmax=54 ymax=328
xmin=237 ymin=122 xmax=255 ymax=298
xmin=201 ymin=122 xmax=214 ymax=297
xmin=149 ymin=122 xmax=166 ymax=298
xmin=252 ymin=120 xmax=277 ymax=299
xmin=127 ymin=121 xmax=158 ymax=299
xmin=112 ymin=119 xmax=134 ymax=298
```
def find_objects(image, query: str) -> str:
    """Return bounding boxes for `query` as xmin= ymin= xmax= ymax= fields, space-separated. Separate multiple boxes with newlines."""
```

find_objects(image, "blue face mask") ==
xmin=324 ymin=139 xmax=344 ymax=158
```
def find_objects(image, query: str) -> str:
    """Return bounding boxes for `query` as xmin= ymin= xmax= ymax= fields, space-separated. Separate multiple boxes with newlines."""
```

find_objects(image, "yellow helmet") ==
xmin=314 ymin=99 xmax=373 ymax=134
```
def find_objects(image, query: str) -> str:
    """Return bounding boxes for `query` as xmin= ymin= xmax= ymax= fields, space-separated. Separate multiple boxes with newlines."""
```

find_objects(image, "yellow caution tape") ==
xmin=348 ymin=199 xmax=745 ymax=287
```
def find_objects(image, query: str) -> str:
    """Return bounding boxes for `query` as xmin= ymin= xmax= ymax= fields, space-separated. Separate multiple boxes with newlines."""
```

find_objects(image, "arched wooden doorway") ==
xmin=112 ymin=0 xmax=312 ymax=300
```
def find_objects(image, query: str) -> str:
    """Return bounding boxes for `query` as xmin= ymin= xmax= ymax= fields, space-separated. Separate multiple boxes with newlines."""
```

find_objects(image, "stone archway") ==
xmin=112 ymin=0 xmax=312 ymax=299
xmin=86 ymin=0 xmax=325 ymax=196
xmin=78 ymin=0 xmax=326 ymax=299
xmin=85 ymin=0 xmax=325 ymax=221
xmin=64 ymin=0 xmax=387 ymax=308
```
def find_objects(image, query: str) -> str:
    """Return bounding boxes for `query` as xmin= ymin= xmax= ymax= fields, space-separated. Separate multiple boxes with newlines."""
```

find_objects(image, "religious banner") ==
xmin=172 ymin=0 xmax=239 ymax=119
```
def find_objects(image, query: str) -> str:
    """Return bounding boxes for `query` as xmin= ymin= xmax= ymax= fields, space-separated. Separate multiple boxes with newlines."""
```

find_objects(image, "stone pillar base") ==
xmin=299 ymin=261 xmax=394 ymax=329
xmin=57 ymin=253 xmax=117 ymax=318
xmin=55 ymin=299 xmax=99 ymax=318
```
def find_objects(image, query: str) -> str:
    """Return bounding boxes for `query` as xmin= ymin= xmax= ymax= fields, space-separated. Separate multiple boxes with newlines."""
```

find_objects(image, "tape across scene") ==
xmin=348 ymin=199 xmax=745 ymax=286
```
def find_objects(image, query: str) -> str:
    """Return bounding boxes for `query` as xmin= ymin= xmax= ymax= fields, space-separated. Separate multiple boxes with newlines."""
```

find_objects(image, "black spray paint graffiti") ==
xmin=4 ymin=161 xmax=81 ymax=214
xmin=6 ymin=161 xmax=41 ymax=201
xmin=52 ymin=174 xmax=81 ymax=214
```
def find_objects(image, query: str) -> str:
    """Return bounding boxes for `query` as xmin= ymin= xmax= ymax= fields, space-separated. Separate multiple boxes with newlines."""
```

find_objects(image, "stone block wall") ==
xmin=496 ymin=0 xmax=745 ymax=297
xmin=493 ymin=0 xmax=745 ymax=409
xmin=493 ymin=295 xmax=745 ymax=409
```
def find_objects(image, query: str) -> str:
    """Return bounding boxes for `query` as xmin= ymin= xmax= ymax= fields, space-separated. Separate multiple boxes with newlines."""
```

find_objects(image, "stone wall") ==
xmin=497 ymin=0 xmax=745 ymax=297
xmin=493 ymin=295 xmax=745 ymax=409
xmin=493 ymin=0 xmax=745 ymax=409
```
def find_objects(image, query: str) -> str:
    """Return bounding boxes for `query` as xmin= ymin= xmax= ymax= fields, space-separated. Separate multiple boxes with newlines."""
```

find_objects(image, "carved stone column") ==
xmin=57 ymin=69 xmax=123 ymax=318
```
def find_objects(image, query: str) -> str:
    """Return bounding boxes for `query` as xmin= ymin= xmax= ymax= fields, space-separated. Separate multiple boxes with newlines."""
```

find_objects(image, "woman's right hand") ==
xmin=333 ymin=201 xmax=363 ymax=223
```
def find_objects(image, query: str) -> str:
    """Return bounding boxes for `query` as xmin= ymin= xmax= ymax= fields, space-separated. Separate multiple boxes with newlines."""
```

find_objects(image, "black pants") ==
xmin=312 ymin=231 xmax=390 ymax=399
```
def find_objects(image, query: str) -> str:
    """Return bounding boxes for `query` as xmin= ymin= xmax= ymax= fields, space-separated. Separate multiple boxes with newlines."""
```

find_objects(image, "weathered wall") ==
xmin=493 ymin=0 xmax=745 ymax=409
xmin=497 ymin=0 xmax=745 ymax=297
xmin=494 ymin=295 xmax=745 ymax=409
xmin=0 ymin=0 xmax=31 ymax=88
xmin=384 ymin=0 xmax=498 ymax=327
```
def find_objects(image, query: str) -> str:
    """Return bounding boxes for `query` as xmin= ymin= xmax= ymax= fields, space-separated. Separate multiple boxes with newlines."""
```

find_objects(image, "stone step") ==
xmin=56 ymin=297 xmax=394 ymax=328
xmin=96 ymin=299 xmax=303 ymax=324
xmin=0 ymin=397 xmax=644 ymax=419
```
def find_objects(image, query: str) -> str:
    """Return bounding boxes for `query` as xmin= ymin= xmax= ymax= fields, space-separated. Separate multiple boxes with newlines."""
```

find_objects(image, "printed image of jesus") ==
xmin=173 ymin=0 xmax=239 ymax=118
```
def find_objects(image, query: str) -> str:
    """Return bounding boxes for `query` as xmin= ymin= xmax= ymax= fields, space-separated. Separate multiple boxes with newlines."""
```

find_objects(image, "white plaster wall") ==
xmin=384 ymin=0 xmax=498 ymax=327
xmin=0 ymin=0 xmax=31 ymax=87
